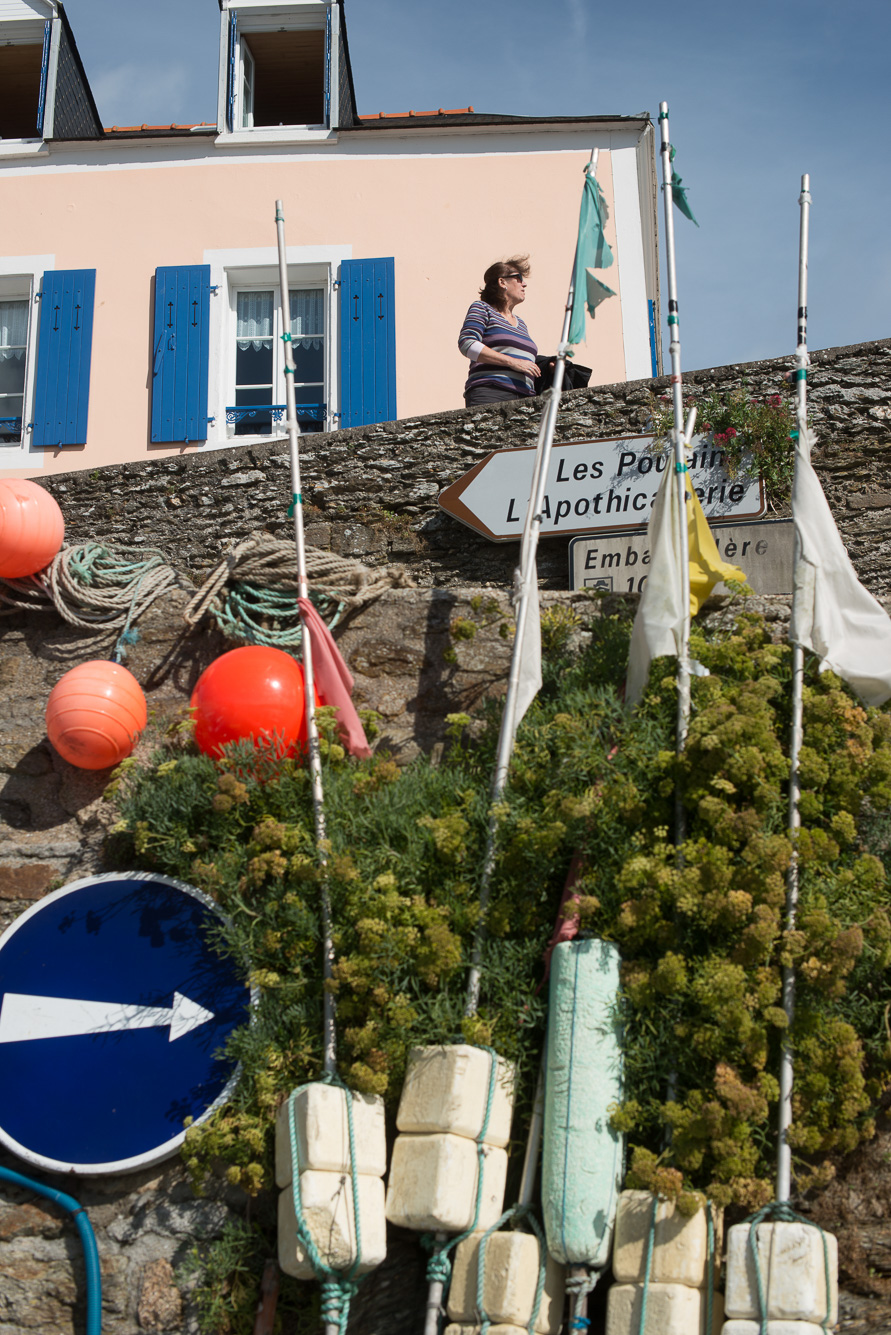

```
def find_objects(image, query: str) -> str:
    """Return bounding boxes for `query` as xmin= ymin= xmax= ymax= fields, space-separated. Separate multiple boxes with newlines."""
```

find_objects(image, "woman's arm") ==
xmin=475 ymin=346 xmax=541 ymax=377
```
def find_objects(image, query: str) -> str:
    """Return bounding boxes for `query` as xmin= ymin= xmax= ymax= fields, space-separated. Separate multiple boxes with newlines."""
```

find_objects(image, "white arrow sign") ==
xmin=0 ymin=990 xmax=215 ymax=1044
xmin=438 ymin=433 xmax=765 ymax=543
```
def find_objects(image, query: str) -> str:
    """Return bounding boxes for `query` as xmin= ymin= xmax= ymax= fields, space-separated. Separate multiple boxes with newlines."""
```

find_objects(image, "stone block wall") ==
xmin=37 ymin=337 xmax=891 ymax=595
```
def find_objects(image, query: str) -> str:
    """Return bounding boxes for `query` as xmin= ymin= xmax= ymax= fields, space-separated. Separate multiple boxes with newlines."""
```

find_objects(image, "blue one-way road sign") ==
xmin=0 ymin=872 xmax=251 ymax=1174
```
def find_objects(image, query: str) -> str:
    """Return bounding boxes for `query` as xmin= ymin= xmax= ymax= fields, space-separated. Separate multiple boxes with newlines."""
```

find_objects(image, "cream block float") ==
xmin=606 ymin=1190 xmax=724 ymax=1335
xmin=446 ymin=1229 xmax=566 ymax=1333
xmin=723 ymin=1221 xmax=838 ymax=1328
xmin=386 ymin=1045 xmax=515 ymax=1232
xmin=276 ymin=1083 xmax=387 ymax=1279
xmin=612 ymin=1190 xmax=722 ymax=1287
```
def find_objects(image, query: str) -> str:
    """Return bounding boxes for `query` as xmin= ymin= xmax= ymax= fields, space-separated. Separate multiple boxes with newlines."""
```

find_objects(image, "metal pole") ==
xmin=274 ymin=200 xmax=337 ymax=1083
xmin=518 ymin=1061 xmax=546 ymax=1207
xmin=464 ymin=150 xmax=599 ymax=1016
xmin=657 ymin=104 xmax=692 ymax=792
xmin=777 ymin=174 xmax=811 ymax=1204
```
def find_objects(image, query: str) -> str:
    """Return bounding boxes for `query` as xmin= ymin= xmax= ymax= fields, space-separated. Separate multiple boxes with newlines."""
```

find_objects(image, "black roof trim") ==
xmin=336 ymin=0 xmax=359 ymax=126
xmin=346 ymin=111 xmax=651 ymax=131
xmin=53 ymin=2 xmax=103 ymax=138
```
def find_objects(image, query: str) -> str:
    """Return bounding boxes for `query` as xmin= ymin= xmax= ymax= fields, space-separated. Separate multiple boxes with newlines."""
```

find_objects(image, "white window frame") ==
xmin=0 ymin=255 xmax=53 ymax=466
xmin=203 ymin=244 xmax=351 ymax=452
xmin=216 ymin=1 xmax=340 ymax=143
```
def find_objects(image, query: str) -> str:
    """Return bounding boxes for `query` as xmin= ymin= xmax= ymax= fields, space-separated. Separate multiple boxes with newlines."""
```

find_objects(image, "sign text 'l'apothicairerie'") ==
xmin=438 ymin=434 xmax=765 ymax=543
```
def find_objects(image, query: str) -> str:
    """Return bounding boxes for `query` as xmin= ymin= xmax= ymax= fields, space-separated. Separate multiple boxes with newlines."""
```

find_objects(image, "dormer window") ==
xmin=0 ymin=16 xmax=49 ymax=140
xmin=221 ymin=2 xmax=338 ymax=135
xmin=0 ymin=4 xmax=101 ymax=146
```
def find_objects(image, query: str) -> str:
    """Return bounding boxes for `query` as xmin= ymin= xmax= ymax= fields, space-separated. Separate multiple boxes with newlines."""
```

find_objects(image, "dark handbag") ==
xmin=534 ymin=355 xmax=592 ymax=393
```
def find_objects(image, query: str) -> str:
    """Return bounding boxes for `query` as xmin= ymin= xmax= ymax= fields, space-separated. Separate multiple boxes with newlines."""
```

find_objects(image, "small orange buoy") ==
xmin=0 ymin=479 xmax=65 ymax=578
xmin=46 ymin=661 xmax=147 ymax=770
xmin=191 ymin=646 xmax=308 ymax=758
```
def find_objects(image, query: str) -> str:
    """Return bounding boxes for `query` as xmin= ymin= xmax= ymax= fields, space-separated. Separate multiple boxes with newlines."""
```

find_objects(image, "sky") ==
xmin=60 ymin=0 xmax=890 ymax=376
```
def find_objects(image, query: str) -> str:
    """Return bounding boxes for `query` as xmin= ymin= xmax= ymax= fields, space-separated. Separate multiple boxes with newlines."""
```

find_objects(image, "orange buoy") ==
xmin=46 ymin=661 xmax=147 ymax=770
xmin=0 ymin=479 xmax=65 ymax=578
xmin=191 ymin=646 xmax=309 ymax=758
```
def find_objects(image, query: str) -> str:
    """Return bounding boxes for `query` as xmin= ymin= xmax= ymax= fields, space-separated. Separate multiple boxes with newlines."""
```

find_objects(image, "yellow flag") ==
xmin=687 ymin=487 xmax=746 ymax=614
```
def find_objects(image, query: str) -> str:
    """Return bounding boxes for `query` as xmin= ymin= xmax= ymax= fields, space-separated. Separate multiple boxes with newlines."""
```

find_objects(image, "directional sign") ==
xmin=569 ymin=518 xmax=795 ymax=594
xmin=439 ymin=434 xmax=765 ymax=543
xmin=0 ymin=872 xmax=251 ymax=1175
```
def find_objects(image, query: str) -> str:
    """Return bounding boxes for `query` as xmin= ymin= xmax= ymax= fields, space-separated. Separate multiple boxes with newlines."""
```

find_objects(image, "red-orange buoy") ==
xmin=0 ymin=479 xmax=65 ymax=578
xmin=191 ymin=646 xmax=308 ymax=758
xmin=46 ymin=661 xmax=147 ymax=770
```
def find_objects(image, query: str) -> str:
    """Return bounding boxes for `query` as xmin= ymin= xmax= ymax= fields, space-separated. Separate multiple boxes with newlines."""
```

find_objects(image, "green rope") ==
xmin=636 ymin=1193 xmax=659 ymax=1335
xmin=743 ymin=1201 xmax=833 ymax=1335
xmin=209 ymin=583 xmax=343 ymax=648
xmin=423 ymin=1046 xmax=500 ymax=1289
xmin=705 ymin=1205 xmax=715 ymax=1335
xmin=286 ymin=1073 xmax=366 ymax=1335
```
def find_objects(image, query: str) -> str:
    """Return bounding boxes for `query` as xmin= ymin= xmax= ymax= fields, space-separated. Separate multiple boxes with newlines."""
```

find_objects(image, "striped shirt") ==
xmin=458 ymin=300 xmax=538 ymax=398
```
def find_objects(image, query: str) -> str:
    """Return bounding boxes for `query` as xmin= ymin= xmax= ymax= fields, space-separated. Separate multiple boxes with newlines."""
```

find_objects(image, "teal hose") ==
xmin=0 ymin=1164 xmax=102 ymax=1335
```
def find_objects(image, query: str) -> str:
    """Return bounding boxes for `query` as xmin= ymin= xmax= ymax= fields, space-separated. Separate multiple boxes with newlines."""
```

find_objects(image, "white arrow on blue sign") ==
xmin=0 ymin=872 xmax=251 ymax=1175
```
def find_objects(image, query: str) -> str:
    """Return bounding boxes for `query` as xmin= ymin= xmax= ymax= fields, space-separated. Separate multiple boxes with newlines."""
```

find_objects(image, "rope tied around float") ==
xmin=286 ymin=1072 xmax=366 ymax=1335
xmin=420 ymin=1046 xmax=500 ymax=1291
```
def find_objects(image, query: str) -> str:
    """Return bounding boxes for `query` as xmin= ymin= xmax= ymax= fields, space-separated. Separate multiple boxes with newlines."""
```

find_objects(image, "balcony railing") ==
xmin=225 ymin=404 xmax=327 ymax=428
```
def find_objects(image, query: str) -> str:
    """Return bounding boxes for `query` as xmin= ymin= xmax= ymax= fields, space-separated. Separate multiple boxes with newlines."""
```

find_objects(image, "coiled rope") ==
xmin=183 ymin=533 xmax=414 ymax=645
xmin=286 ymin=1073 xmax=365 ymax=1335
xmin=0 ymin=533 xmax=413 ymax=658
xmin=0 ymin=542 xmax=184 ymax=661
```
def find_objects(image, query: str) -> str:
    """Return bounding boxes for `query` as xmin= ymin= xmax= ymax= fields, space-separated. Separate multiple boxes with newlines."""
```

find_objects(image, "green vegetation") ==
xmin=651 ymin=382 xmax=799 ymax=502
xmin=105 ymin=601 xmax=891 ymax=1331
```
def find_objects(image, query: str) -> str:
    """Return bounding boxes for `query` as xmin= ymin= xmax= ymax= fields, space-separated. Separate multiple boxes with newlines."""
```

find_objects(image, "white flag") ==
xmin=510 ymin=572 xmax=542 ymax=743
xmin=626 ymin=462 xmax=684 ymax=708
xmin=791 ymin=431 xmax=891 ymax=706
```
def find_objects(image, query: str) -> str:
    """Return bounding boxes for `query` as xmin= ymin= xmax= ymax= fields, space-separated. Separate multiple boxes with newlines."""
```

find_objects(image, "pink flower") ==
xmin=702 ymin=422 xmax=712 ymax=431
xmin=770 ymin=394 xmax=782 ymax=406
xmin=714 ymin=431 xmax=726 ymax=444
xmin=726 ymin=427 xmax=738 ymax=439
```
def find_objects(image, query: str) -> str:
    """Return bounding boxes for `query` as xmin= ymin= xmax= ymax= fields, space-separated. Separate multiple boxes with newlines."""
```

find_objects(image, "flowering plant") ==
xmin=651 ymin=383 xmax=799 ymax=503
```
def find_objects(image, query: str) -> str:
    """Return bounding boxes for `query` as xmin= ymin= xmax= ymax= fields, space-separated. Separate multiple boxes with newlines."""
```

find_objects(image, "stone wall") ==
xmin=39 ymin=337 xmax=891 ymax=594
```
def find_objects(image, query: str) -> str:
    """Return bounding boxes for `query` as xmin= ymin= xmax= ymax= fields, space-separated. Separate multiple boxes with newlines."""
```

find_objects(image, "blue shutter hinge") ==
xmin=210 ymin=286 xmax=220 ymax=294
xmin=207 ymin=416 xmax=216 ymax=425
xmin=332 ymin=280 xmax=341 ymax=290
xmin=34 ymin=291 xmax=43 ymax=300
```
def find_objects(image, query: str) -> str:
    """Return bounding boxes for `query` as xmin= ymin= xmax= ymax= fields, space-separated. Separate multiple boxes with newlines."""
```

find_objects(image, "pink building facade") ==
xmin=0 ymin=0 xmax=661 ymax=480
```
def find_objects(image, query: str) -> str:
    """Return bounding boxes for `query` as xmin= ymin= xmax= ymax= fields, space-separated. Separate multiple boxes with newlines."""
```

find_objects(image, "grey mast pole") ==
xmin=275 ymin=201 xmax=337 ymax=1089
xmin=777 ymin=174 xmax=811 ymax=1204
xmin=464 ymin=149 xmax=599 ymax=1017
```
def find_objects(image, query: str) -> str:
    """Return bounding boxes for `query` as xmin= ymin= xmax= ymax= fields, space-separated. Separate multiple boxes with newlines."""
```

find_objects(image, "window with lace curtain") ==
xmin=232 ymin=287 xmax=325 ymax=437
xmin=0 ymin=299 xmax=28 ymax=443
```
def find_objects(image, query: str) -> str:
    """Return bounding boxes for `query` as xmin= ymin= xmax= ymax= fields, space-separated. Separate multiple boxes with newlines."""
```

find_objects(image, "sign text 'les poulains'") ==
xmin=438 ymin=434 xmax=765 ymax=543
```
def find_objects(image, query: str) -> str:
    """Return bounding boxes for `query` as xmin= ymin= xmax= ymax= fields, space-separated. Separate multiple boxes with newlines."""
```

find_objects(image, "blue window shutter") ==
xmin=226 ymin=11 xmax=237 ymax=133
xmin=31 ymin=269 xmax=96 ymax=448
xmin=36 ymin=20 xmax=51 ymax=135
xmin=339 ymin=258 xmax=396 ymax=429
xmin=648 ymin=299 xmax=658 ymax=378
xmin=151 ymin=265 xmax=211 ymax=444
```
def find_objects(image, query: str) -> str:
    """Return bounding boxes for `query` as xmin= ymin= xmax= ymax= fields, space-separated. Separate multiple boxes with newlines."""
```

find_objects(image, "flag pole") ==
xmin=777 ymin=174 xmax=811 ymax=1204
xmin=464 ymin=148 xmax=599 ymax=1017
xmin=657 ymin=104 xmax=693 ymax=795
xmin=275 ymin=200 xmax=337 ymax=1083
